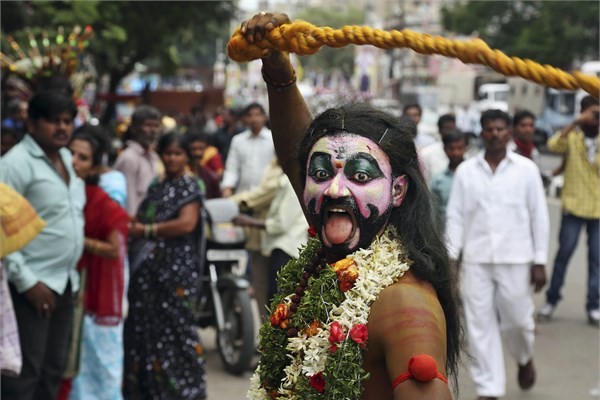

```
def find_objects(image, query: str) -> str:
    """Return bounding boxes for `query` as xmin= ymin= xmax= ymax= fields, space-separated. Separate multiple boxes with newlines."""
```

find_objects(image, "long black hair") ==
xmin=298 ymin=103 xmax=463 ymax=384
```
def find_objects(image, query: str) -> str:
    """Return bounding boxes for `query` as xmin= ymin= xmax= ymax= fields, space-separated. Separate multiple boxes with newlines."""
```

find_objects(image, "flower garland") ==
xmin=248 ymin=227 xmax=412 ymax=399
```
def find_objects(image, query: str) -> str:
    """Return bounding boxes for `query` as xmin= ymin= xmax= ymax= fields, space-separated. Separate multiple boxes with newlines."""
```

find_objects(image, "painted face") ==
xmin=303 ymin=134 xmax=406 ymax=258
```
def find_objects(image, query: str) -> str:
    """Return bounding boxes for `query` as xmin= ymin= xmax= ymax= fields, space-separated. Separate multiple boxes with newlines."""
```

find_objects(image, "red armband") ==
xmin=391 ymin=354 xmax=448 ymax=390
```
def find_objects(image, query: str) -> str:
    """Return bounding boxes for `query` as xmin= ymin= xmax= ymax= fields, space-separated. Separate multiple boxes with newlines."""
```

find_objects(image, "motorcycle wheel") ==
xmin=216 ymin=288 xmax=255 ymax=375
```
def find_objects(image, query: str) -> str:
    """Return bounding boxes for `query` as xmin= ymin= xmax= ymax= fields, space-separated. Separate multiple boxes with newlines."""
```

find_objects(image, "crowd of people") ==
xmin=0 ymin=11 xmax=599 ymax=400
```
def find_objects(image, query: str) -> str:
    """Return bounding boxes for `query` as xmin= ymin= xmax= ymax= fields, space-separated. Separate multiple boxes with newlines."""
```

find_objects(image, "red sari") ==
xmin=80 ymin=184 xmax=129 ymax=325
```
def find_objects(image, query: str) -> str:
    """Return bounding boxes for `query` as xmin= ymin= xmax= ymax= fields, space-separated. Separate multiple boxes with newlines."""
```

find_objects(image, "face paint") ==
xmin=303 ymin=134 xmax=400 ymax=258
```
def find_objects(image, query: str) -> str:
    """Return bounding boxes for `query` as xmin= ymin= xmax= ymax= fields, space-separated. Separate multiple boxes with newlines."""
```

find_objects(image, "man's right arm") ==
xmin=239 ymin=13 xmax=313 ymax=202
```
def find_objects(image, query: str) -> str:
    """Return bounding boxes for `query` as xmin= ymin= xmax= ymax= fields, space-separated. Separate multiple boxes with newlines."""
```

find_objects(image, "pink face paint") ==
xmin=303 ymin=134 xmax=401 ymax=256
xmin=303 ymin=135 xmax=393 ymax=219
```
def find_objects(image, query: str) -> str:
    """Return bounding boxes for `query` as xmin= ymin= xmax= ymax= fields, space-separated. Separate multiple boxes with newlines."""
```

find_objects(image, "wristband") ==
xmin=262 ymin=66 xmax=297 ymax=92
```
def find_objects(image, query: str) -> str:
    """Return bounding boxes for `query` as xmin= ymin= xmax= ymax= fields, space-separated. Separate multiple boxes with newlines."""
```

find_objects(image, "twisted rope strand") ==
xmin=228 ymin=20 xmax=599 ymax=97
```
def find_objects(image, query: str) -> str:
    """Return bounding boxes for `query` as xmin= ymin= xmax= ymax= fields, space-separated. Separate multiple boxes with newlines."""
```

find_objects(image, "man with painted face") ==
xmin=239 ymin=12 xmax=461 ymax=400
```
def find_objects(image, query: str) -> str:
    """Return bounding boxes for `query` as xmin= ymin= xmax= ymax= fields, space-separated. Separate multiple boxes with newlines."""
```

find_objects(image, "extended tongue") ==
xmin=325 ymin=213 xmax=353 ymax=245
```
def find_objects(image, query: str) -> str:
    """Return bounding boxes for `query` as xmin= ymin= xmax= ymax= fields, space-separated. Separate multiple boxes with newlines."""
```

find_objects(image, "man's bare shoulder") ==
xmin=376 ymin=270 xmax=440 ymax=310
xmin=368 ymin=270 xmax=447 ymax=358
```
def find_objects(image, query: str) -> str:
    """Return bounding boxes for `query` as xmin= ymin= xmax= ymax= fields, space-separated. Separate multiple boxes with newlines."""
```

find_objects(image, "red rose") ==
xmin=328 ymin=321 xmax=345 ymax=344
xmin=308 ymin=226 xmax=317 ymax=237
xmin=349 ymin=324 xmax=368 ymax=348
xmin=329 ymin=344 xmax=338 ymax=353
xmin=309 ymin=371 xmax=326 ymax=393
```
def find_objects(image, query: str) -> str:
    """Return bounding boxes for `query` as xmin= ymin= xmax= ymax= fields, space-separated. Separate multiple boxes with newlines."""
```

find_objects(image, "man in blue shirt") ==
xmin=430 ymin=131 xmax=467 ymax=230
xmin=0 ymin=91 xmax=85 ymax=400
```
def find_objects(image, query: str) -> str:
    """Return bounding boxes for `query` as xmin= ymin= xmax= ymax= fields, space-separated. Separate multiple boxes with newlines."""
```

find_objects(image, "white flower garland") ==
xmin=248 ymin=228 xmax=410 ymax=399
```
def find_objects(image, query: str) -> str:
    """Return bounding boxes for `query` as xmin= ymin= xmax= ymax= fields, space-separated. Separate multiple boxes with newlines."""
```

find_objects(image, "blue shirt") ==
xmin=0 ymin=134 xmax=85 ymax=294
xmin=430 ymin=167 xmax=455 ymax=229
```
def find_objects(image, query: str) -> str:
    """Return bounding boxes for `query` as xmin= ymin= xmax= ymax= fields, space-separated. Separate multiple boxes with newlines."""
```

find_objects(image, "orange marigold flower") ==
xmin=280 ymin=318 xmax=291 ymax=329
xmin=338 ymin=265 xmax=359 ymax=292
xmin=305 ymin=320 xmax=321 ymax=336
xmin=332 ymin=258 xmax=356 ymax=273
xmin=270 ymin=303 xmax=289 ymax=327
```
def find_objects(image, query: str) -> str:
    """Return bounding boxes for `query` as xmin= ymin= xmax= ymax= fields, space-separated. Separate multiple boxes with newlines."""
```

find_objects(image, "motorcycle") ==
xmin=196 ymin=198 xmax=255 ymax=375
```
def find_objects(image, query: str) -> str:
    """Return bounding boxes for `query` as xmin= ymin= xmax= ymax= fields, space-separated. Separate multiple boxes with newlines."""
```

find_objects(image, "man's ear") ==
xmin=392 ymin=175 xmax=408 ymax=207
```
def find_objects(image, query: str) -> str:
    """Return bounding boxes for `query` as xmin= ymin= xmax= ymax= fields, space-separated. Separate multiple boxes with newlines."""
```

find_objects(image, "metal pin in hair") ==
xmin=379 ymin=128 xmax=389 ymax=143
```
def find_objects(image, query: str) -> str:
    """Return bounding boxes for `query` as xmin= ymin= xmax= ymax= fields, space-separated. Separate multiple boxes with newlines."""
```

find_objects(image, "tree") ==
xmin=296 ymin=6 xmax=365 ymax=78
xmin=440 ymin=0 xmax=599 ymax=69
xmin=1 ymin=1 xmax=235 ymax=121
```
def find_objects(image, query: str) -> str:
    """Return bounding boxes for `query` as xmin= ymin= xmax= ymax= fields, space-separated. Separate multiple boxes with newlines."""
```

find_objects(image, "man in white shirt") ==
xmin=446 ymin=109 xmax=549 ymax=400
xmin=221 ymin=103 xmax=275 ymax=197
xmin=420 ymin=114 xmax=457 ymax=182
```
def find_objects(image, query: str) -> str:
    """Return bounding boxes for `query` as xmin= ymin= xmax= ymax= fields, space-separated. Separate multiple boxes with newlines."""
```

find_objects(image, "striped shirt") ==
xmin=547 ymin=128 xmax=600 ymax=219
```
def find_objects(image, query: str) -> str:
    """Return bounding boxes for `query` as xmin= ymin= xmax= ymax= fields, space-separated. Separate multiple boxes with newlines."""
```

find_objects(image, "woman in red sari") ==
xmin=58 ymin=130 xmax=129 ymax=400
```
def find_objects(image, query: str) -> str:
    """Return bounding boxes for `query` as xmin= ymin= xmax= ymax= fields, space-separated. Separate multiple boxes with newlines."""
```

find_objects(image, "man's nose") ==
xmin=323 ymin=174 xmax=350 ymax=198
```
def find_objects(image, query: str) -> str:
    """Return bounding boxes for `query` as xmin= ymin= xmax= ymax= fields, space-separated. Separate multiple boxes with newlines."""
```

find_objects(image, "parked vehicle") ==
xmin=197 ymin=198 xmax=255 ymax=375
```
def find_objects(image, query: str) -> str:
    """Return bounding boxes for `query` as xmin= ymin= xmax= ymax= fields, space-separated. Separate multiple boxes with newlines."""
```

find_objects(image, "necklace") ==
xmin=248 ymin=227 xmax=411 ymax=399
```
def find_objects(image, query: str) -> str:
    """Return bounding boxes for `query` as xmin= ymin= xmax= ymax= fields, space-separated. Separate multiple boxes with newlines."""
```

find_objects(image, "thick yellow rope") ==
xmin=227 ymin=20 xmax=599 ymax=98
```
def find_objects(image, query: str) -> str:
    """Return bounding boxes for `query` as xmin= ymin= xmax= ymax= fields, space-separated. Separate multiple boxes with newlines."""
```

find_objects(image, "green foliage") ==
xmin=441 ymin=0 xmax=599 ymax=69
xmin=296 ymin=6 xmax=365 ymax=77
xmin=256 ymin=237 xmax=368 ymax=399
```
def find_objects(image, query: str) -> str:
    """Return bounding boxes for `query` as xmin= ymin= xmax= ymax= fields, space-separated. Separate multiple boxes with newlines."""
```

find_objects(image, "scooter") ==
xmin=196 ymin=198 xmax=255 ymax=375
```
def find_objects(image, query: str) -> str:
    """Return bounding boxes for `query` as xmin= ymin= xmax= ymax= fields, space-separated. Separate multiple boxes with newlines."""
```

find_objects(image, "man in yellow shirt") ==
xmin=538 ymin=95 xmax=600 ymax=326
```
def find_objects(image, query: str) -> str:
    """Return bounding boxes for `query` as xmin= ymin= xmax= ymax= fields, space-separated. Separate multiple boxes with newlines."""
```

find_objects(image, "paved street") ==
xmin=198 ymin=154 xmax=600 ymax=399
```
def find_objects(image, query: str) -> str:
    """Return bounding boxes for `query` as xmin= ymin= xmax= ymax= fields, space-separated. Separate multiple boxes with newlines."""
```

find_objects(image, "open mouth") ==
xmin=321 ymin=205 xmax=359 ymax=248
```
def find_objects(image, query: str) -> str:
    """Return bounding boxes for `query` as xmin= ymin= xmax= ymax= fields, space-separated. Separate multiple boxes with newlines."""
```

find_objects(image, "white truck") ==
xmin=435 ymin=66 xmax=508 ymax=135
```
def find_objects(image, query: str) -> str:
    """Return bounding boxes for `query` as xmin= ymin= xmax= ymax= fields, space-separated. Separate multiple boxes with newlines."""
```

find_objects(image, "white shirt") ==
xmin=420 ymin=141 xmax=447 ymax=182
xmin=221 ymin=127 xmax=275 ymax=193
xmin=262 ymin=175 xmax=308 ymax=258
xmin=445 ymin=151 xmax=549 ymax=265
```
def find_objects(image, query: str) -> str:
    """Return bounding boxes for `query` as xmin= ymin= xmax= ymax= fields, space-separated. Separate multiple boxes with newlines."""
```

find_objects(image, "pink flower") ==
xmin=309 ymin=372 xmax=326 ymax=393
xmin=328 ymin=321 xmax=345 ymax=344
xmin=349 ymin=324 xmax=368 ymax=348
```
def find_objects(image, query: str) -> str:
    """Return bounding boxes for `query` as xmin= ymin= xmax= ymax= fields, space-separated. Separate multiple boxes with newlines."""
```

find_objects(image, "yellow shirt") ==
xmin=547 ymin=128 xmax=600 ymax=219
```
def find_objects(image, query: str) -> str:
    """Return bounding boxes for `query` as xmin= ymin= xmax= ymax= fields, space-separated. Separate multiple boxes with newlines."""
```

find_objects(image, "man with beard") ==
xmin=239 ymin=12 xmax=461 ymax=400
xmin=537 ymin=95 xmax=600 ymax=326
xmin=114 ymin=105 xmax=162 ymax=216
xmin=446 ymin=109 xmax=549 ymax=400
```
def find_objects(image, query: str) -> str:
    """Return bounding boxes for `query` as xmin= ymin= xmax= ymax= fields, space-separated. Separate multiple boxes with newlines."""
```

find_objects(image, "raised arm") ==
xmin=240 ymin=13 xmax=313 ymax=200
